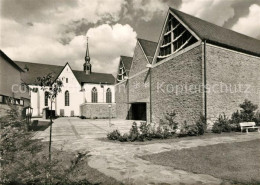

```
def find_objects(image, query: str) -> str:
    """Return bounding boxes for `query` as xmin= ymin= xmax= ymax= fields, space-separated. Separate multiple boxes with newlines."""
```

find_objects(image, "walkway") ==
xmin=33 ymin=118 xmax=260 ymax=185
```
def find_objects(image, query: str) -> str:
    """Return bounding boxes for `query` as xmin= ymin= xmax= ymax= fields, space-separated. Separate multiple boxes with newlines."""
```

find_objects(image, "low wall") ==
xmin=80 ymin=103 xmax=116 ymax=119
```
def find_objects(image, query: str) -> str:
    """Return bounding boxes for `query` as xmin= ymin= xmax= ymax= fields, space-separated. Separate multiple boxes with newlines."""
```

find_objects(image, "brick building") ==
xmin=115 ymin=7 xmax=260 ymax=125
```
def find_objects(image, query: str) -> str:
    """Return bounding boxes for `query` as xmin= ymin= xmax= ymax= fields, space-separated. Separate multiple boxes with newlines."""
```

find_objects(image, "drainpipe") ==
xmin=204 ymin=40 xmax=207 ymax=120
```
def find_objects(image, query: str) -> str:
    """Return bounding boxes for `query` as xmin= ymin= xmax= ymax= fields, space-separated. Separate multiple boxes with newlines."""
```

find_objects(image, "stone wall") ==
xmin=151 ymin=45 xmax=203 ymax=124
xmin=206 ymin=45 xmax=260 ymax=121
xmin=80 ymin=103 xmax=116 ymax=119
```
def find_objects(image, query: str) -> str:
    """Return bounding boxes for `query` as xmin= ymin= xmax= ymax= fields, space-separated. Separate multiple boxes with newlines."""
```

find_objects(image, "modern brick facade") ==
xmin=80 ymin=103 xmax=116 ymax=119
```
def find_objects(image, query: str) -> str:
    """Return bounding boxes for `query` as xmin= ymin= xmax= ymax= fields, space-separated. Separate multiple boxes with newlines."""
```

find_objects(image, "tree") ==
xmin=36 ymin=73 xmax=63 ymax=162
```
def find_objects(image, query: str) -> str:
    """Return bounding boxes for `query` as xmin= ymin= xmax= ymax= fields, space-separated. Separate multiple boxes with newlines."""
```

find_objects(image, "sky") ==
xmin=1 ymin=0 xmax=260 ymax=76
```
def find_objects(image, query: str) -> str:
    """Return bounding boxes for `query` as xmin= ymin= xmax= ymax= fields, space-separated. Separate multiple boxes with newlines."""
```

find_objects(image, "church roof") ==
xmin=170 ymin=7 xmax=260 ymax=57
xmin=138 ymin=38 xmax=158 ymax=63
xmin=14 ymin=61 xmax=115 ymax=85
xmin=1 ymin=50 xmax=24 ymax=72
xmin=121 ymin=56 xmax=133 ymax=75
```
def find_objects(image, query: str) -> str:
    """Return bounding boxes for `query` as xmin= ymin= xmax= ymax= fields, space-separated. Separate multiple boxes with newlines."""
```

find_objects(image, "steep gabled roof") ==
xmin=1 ymin=50 xmax=24 ymax=72
xmin=121 ymin=56 xmax=133 ymax=75
xmin=170 ymin=7 xmax=260 ymax=57
xmin=73 ymin=71 xmax=115 ymax=84
xmin=138 ymin=38 xmax=158 ymax=63
xmin=14 ymin=61 xmax=115 ymax=85
xmin=15 ymin=61 xmax=63 ymax=85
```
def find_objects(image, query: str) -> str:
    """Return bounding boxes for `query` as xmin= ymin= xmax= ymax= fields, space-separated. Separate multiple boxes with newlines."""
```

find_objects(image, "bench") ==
xmin=239 ymin=122 xmax=260 ymax=133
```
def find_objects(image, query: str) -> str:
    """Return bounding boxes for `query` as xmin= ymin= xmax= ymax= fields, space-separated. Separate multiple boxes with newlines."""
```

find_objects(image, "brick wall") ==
xmin=80 ymin=103 xmax=116 ymax=119
xmin=206 ymin=45 xmax=260 ymax=121
xmin=115 ymin=82 xmax=128 ymax=119
xmin=151 ymin=45 xmax=203 ymax=124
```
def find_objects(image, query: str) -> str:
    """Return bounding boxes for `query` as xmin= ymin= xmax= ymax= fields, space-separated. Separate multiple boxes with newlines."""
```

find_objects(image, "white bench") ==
xmin=239 ymin=122 xmax=260 ymax=133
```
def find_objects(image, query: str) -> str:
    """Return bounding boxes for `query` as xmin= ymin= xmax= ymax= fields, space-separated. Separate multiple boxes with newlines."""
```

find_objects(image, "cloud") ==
xmin=180 ymin=0 xmax=235 ymax=26
xmin=131 ymin=0 xmax=169 ymax=21
xmin=232 ymin=4 xmax=260 ymax=38
xmin=1 ymin=20 xmax=137 ymax=75
xmin=86 ymin=24 xmax=137 ymax=73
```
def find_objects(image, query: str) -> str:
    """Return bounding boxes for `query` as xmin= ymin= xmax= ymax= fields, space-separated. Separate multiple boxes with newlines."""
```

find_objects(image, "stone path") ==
xmin=33 ymin=118 xmax=260 ymax=185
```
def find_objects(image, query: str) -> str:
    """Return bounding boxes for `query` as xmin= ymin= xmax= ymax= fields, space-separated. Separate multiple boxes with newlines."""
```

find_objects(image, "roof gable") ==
xmin=169 ymin=7 xmax=260 ymax=57
xmin=153 ymin=9 xmax=199 ymax=63
xmin=1 ymin=50 xmax=24 ymax=72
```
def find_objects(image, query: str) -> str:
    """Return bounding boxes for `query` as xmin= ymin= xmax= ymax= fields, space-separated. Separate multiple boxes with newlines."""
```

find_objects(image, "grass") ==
xmin=141 ymin=139 xmax=260 ymax=184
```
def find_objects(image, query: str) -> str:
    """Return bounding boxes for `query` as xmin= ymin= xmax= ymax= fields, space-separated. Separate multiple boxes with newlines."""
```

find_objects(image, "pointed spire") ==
xmin=85 ymin=36 xmax=90 ymax=63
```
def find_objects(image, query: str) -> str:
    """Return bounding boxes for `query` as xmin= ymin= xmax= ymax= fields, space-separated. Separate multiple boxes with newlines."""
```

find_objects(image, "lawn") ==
xmin=141 ymin=139 xmax=260 ymax=184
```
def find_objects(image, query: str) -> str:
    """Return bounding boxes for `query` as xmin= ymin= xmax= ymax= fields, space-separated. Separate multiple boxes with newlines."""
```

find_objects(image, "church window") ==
xmin=106 ymin=88 xmax=112 ymax=103
xmin=66 ymin=78 xmax=68 ymax=83
xmin=157 ymin=14 xmax=198 ymax=62
xmin=91 ymin=87 xmax=98 ymax=103
xmin=65 ymin=91 xmax=69 ymax=106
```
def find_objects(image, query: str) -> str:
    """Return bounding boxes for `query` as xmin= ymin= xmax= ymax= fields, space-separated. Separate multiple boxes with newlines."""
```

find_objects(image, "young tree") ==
xmin=36 ymin=73 xmax=63 ymax=161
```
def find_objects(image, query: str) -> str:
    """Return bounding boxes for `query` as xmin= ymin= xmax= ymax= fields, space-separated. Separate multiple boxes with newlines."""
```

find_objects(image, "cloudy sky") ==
xmin=1 ymin=0 xmax=260 ymax=75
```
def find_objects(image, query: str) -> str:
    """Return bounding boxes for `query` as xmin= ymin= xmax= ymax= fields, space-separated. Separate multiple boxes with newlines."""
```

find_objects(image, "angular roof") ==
xmin=138 ymin=38 xmax=158 ymax=63
xmin=121 ymin=56 xmax=133 ymax=75
xmin=15 ymin=61 xmax=115 ymax=85
xmin=1 ymin=50 xmax=24 ymax=72
xmin=170 ymin=7 xmax=260 ymax=57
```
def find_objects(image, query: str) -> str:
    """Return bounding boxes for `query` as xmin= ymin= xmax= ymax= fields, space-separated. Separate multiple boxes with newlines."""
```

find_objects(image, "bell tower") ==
xmin=84 ymin=37 xmax=92 ymax=74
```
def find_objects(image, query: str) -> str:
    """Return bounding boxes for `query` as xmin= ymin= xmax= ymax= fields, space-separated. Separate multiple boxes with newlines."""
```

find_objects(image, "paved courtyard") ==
xmin=33 ymin=117 xmax=260 ymax=185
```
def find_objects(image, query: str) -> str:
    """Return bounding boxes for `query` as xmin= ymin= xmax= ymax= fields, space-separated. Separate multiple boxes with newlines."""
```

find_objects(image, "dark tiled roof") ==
xmin=73 ymin=71 xmax=115 ymax=84
xmin=1 ymin=50 xmax=24 ymax=72
xmin=170 ymin=8 xmax=260 ymax=57
xmin=14 ymin=61 xmax=115 ymax=85
xmin=138 ymin=38 xmax=158 ymax=59
xmin=15 ymin=61 xmax=63 ymax=85
xmin=121 ymin=56 xmax=133 ymax=75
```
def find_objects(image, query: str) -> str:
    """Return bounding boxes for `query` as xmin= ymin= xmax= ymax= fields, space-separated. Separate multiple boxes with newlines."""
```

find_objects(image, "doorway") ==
xmin=131 ymin=103 xmax=147 ymax=121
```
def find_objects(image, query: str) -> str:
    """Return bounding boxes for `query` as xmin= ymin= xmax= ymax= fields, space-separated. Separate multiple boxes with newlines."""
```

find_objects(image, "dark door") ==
xmin=132 ymin=103 xmax=146 ymax=121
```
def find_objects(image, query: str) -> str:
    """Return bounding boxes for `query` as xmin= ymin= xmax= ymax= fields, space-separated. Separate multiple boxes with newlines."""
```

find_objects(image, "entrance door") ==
xmin=132 ymin=103 xmax=146 ymax=121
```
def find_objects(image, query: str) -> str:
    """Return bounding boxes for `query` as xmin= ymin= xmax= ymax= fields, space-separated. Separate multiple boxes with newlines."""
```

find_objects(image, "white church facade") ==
xmin=14 ymin=41 xmax=116 ymax=118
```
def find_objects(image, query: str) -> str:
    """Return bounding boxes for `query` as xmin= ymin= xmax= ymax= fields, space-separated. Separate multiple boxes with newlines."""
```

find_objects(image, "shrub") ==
xmin=139 ymin=122 xmax=151 ymax=138
xmin=196 ymin=114 xmax=207 ymax=135
xmin=118 ymin=133 xmax=129 ymax=142
xmin=129 ymin=122 xmax=139 ymax=141
xmin=107 ymin=129 xmax=121 ymax=140
xmin=160 ymin=111 xmax=178 ymax=133
xmin=253 ymin=111 xmax=260 ymax=126
xmin=239 ymin=99 xmax=258 ymax=121
xmin=212 ymin=114 xmax=231 ymax=133
xmin=179 ymin=121 xmax=198 ymax=137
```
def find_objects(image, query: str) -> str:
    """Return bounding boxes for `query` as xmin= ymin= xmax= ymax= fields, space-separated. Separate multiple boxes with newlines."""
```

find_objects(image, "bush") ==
xmin=212 ymin=114 xmax=231 ymax=134
xmin=253 ymin=111 xmax=260 ymax=126
xmin=239 ymin=99 xmax=258 ymax=121
xmin=118 ymin=133 xmax=129 ymax=142
xmin=179 ymin=121 xmax=199 ymax=137
xmin=139 ymin=122 xmax=151 ymax=139
xmin=107 ymin=129 xmax=121 ymax=140
xmin=196 ymin=114 xmax=207 ymax=135
xmin=160 ymin=111 xmax=178 ymax=133
xmin=129 ymin=122 xmax=140 ymax=142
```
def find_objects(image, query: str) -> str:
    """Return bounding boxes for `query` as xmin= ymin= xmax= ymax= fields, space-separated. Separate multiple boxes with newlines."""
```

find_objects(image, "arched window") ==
xmin=106 ymin=88 xmax=112 ymax=103
xmin=91 ymin=87 xmax=98 ymax=103
xmin=65 ymin=91 xmax=69 ymax=106
xmin=45 ymin=92 xmax=48 ymax=106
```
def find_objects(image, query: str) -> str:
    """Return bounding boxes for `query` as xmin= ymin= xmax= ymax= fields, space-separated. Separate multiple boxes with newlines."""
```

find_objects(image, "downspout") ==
xmin=149 ymin=68 xmax=152 ymax=123
xmin=203 ymin=40 xmax=207 ymax=120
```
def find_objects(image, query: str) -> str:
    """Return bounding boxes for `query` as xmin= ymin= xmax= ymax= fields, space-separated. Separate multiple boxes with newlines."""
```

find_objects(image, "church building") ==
xmin=115 ymin=7 xmax=260 ymax=125
xmin=14 ymin=40 xmax=116 ymax=118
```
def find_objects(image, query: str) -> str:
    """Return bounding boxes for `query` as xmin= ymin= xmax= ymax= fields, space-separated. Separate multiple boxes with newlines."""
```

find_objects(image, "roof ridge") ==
xmin=169 ymin=7 xmax=260 ymax=41
xmin=15 ymin=60 xmax=64 ymax=67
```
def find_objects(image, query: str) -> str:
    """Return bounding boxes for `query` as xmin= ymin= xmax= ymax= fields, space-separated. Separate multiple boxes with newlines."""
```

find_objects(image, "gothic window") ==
xmin=45 ymin=92 xmax=48 ymax=106
xmin=106 ymin=88 xmax=112 ymax=103
xmin=65 ymin=91 xmax=69 ymax=106
xmin=91 ymin=87 xmax=98 ymax=103
xmin=66 ymin=78 xmax=68 ymax=83
xmin=157 ymin=14 xmax=198 ymax=62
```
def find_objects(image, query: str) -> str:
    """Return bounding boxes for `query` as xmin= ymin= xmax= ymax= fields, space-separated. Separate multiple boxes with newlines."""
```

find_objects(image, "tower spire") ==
xmin=83 ymin=36 xmax=92 ymax=74
xmin=85 ymin=36 xmax=90 ymax=63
